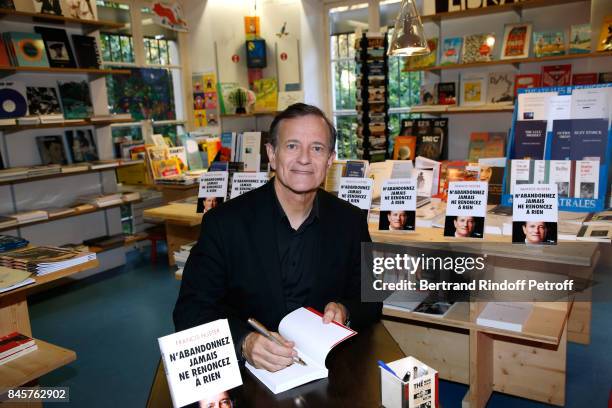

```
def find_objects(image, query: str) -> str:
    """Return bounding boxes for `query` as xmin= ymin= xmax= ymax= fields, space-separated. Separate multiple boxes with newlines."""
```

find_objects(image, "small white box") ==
xmin=380 ymin=356 xmax=438 ymax=408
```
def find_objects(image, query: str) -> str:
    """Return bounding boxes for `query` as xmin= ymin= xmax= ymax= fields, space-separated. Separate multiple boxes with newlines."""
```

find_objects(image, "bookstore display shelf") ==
xmin=0 ymin=8 xmax=125 ymax=32
xmin=421 ymin=0 xmax=587 ymax=22
xmin=0 ymin=339 xmax=76 ymax=394
xmin=221 ymin=111 xmax=280 ymax=118
xmin=410 ymin=105 xmax=514 ymax=114
xmin=0 ymin=161 xmax=144 ymax=186
xmin=0 ymin=118 xmax=134 ymax=133
xmin=0 ymin=200 xmax=141 ymax=233
xmin=0 ymin=66 xmax=131 ymax=78
xmin=403 ymin=51 xmax=612 ymax=73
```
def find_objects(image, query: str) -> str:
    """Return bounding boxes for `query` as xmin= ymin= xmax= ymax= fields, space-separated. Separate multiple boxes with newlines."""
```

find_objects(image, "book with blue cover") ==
xmin=568 ymin=118 xmax=609 ymax=163
xmin=533 ymin=31 xmax=565 ymax=58
xmin=4 ymin=32 xmax=49 ymax=67
xmin=512 ymin=120 xmax=547 ymax=160
xmin=0 ymin=235 xmax=29 ymax=253
xmin=440 ymin=37 xmax=462 ymax=65
xmin=550 ymin=119 xmax=572 ymax=160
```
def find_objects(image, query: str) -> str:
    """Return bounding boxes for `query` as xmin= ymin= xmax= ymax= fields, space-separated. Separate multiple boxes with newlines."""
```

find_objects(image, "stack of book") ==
xmin=0 ymin=246 xmax=96 ymax=276
xmin=0 ymin=167 xmax=28 ymax=182
xmin=76 ymin=193 xmax=124 ymax=208
xmin=83 ymin=234 xmax=125 ymax=252
xmin=0 ymin=332 xmax=37 ymax=366
xmin=26 ymin=165 xmax=61 ymax=177
xmin=0 ymin=265 xmax=35 ymax=294
xmin=9 ymin=210 xmax=48 ymax=224
xmin=173 ymin=241 xmax=196 ymax=278
xmin=0 ymin=235 xmax=29 ymax=253
xmin=577 ymin=210 xmax=612 ymax=242
xmin=0 ymin=216 xmax=18 ymax=230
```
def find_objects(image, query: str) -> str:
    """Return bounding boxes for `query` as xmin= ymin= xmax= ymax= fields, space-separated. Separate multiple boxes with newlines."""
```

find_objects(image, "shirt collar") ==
xmin=270 ymin=179 xmax=320 ymax=225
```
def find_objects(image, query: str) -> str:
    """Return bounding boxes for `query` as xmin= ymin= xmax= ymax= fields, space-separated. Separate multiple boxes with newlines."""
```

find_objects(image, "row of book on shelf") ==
xmin=405 ymin=18 xmax=612 ymax=70
xmin=417 ymin=66 xmax=612 ymax=108
xmin=1 ymin=0 xmax=96 ymax=20
xmin=0 ymin=80 xmax=129 ymax=125
xmin=0 ymin=159 xmax=143 ymax=181
xmin=0 ymin=26 xmax=101 ymax=70
xmin=0 ymin=191 xmax=140 ymax=230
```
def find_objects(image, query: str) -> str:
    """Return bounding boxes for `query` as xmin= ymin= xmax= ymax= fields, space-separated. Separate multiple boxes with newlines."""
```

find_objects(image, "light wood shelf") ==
xmin=0 ymin=200 xmax=141 ymax=233
xmin=0 ymin=161 xmax=144 ymax=186
xmin=410 ymin=105 xmax=514 ymax=114
xmin=0 ymin=118 xmax=134 ymax=133
xmin=403 ymin=51 xmax=612 ymax=73
xmin=221 ymin=111 xmax=280 ymax=118
xmin=0 ymin=8 xmax=125 ymax=32
xmin=421 ymin=0 xmax=588 ymax=23
xmin=0 ymin=66 xmax=130 ymax=78
xmin=0 ymin=339 xmax=76 ymax=394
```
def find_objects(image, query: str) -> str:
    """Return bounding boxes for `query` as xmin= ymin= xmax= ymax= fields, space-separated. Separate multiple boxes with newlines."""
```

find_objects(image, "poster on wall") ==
xmin=192 ymin=72 xmax=219 ymax=128
xmin=152 ymin=2 xmax=188 ymax=32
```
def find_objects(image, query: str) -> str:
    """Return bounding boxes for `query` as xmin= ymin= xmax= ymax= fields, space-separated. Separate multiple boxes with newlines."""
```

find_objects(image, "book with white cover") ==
xmin=548 ymin=160 xmax=573 ymax=198
xmin=245 ymin=307 xmax=356 ymax=394
xmin=574 ymin=160 xmax=599 ymax=199
xmin=477 ymin=302 xmax=533 ymax=332
xmin=509 ymin=159 xmax=531 ymax=194
xmin=241 ymin=132 xmax=261 ymax=172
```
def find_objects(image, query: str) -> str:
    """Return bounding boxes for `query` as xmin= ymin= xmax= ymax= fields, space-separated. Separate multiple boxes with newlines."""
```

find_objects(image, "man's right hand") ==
xmin=242 ymin=332 xmax=297 ymax=372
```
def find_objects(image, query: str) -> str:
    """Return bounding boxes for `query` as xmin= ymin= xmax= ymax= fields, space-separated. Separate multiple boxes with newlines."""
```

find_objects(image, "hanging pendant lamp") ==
xmin=388 ymin=0 xmax=430 ymax=57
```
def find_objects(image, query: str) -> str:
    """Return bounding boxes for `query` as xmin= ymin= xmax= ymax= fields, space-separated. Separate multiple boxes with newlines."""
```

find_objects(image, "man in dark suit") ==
xmin=174 ymin=103 xmax=380 ymax=372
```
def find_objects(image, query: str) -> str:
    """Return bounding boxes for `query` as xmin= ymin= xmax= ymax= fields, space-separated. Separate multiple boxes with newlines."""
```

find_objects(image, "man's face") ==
xmin=454 ymin=216 xmax=475 ymax=237
xmin=204 ymin=197 xmax=217 ymax=211
xmin=523 ymin=222 xmax=547 ymax=243
xmin=388 ymin=211 xmax=407 ymax=229
xmin=266 ymin=115 xmax=335 ymax=194
xmin=199 ymin=392 xmax=232 ymax=408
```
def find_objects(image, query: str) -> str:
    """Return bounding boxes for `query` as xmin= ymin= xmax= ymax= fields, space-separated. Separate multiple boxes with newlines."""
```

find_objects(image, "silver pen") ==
xmin=247 ymin=317 xmax=307 ymax=366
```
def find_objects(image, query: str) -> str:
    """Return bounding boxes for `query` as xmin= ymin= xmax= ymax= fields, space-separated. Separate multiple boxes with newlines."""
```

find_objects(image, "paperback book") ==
xmin=514 ymin=74 xmax=541 ymax=96
xmin=460 ymin=73 xmax=486 ymax=106
xmin=36 ymin=135 xmax=68 ymax=165
xmin=597 ymin=15 xmax=612 ymax=51
xmin=58 ymin=81 xmax=93 ymax=119
xmin=439 ymin=37 xmax=462 ymax=65
xmin=34 ymin=26 xmax=76 ymax=68
xmin=3 ymin=32 xmax=49 ymax=67
xmin=436 ymin=82 xmax=456 ymax=105
xmin=26 ymin=87 xmax=62 ymax=116
xmin=71 ymin=35 xmax=101 ymax=68
xmin=379 ymin=178 xmax=416 ymax=232
xmin=532 ymin=31 xmax=565 ymax=58
xmin=569 ymin=24 xmax=591 ymax=54
xmin=462 ymin=33 xmax=495 ymax=63
xmin=65 ymin=129 xmax=98 ymax=162
xmin=541 ymin=64 xmax=572 ymax=87
xmin=0 ymin=81 xmax=28 ymax=119
xmin=572 ymin=73 xmax=598 ymax=85
xmin=501 ymin=23 xmax=532 ymax=59
xmin=512 ymin=183 xmax=558 ymax=245
xmin=487 ymin=72 xmax=515 ymax=105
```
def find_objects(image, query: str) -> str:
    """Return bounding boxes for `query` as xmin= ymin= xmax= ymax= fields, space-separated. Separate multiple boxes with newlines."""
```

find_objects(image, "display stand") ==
xmin=501 ymin=84 xmax=612 ymax=212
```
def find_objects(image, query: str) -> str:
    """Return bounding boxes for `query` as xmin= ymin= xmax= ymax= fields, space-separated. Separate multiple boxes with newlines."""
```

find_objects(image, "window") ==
xmin=97 ymin=1 xmax=135 ymax=64
xmin=329 ymin=3 xmax=421 ymax=159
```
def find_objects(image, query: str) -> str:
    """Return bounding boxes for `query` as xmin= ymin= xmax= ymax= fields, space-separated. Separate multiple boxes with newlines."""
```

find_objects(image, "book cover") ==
xmin=405 ymin=38 xmax=438 ymax=69
xmin=541 ymin=64 xmax=572 ymax=87
xmin=345 ymin=160 xmax=367 ymax=178
xmin=167 ymin=146 xmax=188 ymax=173
xmin=36 ymin=135 xmax=68 ymax=165
xmin=253 ymin=78 xmax=278 ymax=112
xmin=511 ymin=183 xmax=558 ymax=245
xmin=443 ymin=181 xmax=488 ymax=239
xmin=65 ymin=129 xmax=98 ymax=162
xmin=513 ymin=120 xmax=547 ymax=159
xmin=487 ymin=72 xmax=515 ymax=105
xmin=460 ymin=73 xmax=486 ymax=106
xmin=548 ymin=160 xmax=574 ymax=198
xmin=146 ymin=146 xmax=180 ymax=179
xmin=379 ymin=178 xmax=417 ymax=231
xmin=576 ymin=224 xmax=611 ymax=242
xmin=0 ymin=332 xmax=35 ymax=358
xmin=501 ymin=23 xmax=532 ymax=59
xmin=477 ymin=302 xmax=533 ymax=332
xmin=440 ymin=37 xmax=462 ymax=65
xmin=419 ymin=83 xmax=436 ymax=105
xmin=462 ymin=33 xmax=495 ymax=63
xmin=0 ymin=0 xmax=15 ymax=9
xmin=217 ymin=82 xmax=240 ymax=115
xmin=0 ymin=38 xmax=10 ymax=67
xmin=572 ymin=73 xmax=598 ymax=85
xmin=393 ymin=136 xmax=417 ymax=160
xmin=569 ymin=23 xmax=591 ymax=54
xmin=568 ymin=118 xmax=608 ymax=162
xmin=0 ymin=81 xmax=28 ymax=118
xmin=414 ymin=119 xmax=446 ymax=161
xmin=483 ymin=133 xmax=506 ymax=158
xmin=34 ymin=26 xmax=76 ymax=68
xmin=244 ymin=16 xmax=260 ymax=39
xmin=62 ymin=0 xmax=95 ymax=19
xmin=71 ymin=35 xmax=101 ymax=68
xmin=26 ymin=87 xmax=62 ymax=115
xmin=574 ymin=160 xmax=599 ymax=199
xmin=436 ymin=82 xmax=456 ymax=105
xmin=597 ymin=15 xmax=612 ymax=51
xmin=58 ymin=80 xmax=93 ymax=119
xmin=599 ymin=72 xmax=612 ymax=84
xmin=532 ymin=31 xmax=565 ymax=58
xmin=5 ymin=32 xmax=49 ymax=67
xmin=32 ymin=0 xmax=62 ymax=15
xmin=550 ymin=119 xmax=571 ymax=160
xmin=468 ymin=133 xmax=488 ymax=161
xmin=514 ymin=74 xmax=541 ymax=96
xmin=480 ymin=165 xmax=504 ymax=204
xmin=245 ymin=39 xmax=266 ymax=69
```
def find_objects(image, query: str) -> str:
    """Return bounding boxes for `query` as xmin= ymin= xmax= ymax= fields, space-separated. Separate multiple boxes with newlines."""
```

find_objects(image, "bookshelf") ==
xmin=0 ymin=199 xmax=142 ymax=233
xmin=0 ymin=8 xmax=125 ymax=33
xmin=220 ymin=111 xmax=280 ymax=118
xmin=403 ymin=51 xmax=612 ymax=73
xmin=409 ymin=105 xmax=514 ymax=114
xmin=0 ymin=259 xmax=99 ymax=394
xmin=0 ymin=118 xmax=134 ymax=133
xmin=0 ymin=161 xmax=144 ymax=186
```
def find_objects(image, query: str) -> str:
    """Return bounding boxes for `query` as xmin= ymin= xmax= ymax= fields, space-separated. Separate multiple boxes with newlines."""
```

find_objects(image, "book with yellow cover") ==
xmin=253 ymin=78 xmax=278 ymax=112
xmin=597 ymin=15 xmax=612 ymax=51
xmin=145 ymin=146 xmax=181 ymax=180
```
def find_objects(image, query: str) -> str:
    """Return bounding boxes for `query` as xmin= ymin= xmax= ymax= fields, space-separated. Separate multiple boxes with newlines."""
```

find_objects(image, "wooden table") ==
xmin=155 ymin=184 xmax=198 ymax=204
xmin=0 ymin=260 xmax=99 ymax=405
xmin=147 ymin=322 xmax=405 ymax=408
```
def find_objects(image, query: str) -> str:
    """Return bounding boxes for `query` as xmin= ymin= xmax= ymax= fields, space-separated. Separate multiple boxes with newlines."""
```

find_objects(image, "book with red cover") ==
xmin=572 ymin=73 xmax=598 ymax=85
xmin=0 ymin=38 xmax=11 ymax=67
xmin=0 ymin=332 xmax=35 ymax=359
xmin=514 ymin=74 xmax=541 ymax=96
xmin=541 ymin=64 xmax=572 ymax=87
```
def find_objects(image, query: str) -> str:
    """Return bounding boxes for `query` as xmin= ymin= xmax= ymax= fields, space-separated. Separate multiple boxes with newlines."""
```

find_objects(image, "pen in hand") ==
xmin=247 ymin=318 xmax=307 ymax=366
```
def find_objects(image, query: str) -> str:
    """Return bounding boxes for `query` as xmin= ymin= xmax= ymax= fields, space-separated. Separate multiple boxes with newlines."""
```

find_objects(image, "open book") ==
xmin=245 ymin=307 xmax=356 ymax=394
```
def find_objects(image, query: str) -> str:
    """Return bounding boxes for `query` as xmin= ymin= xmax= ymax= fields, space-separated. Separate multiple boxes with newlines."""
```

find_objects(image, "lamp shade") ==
xmin=388 ymin=0 xmax=430 ymax=57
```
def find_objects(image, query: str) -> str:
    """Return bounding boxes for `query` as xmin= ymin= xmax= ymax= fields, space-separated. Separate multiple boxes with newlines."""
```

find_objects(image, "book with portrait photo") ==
xmin=512 ymin=221 xmax=557 ymax=244
xmin=26 ymin=87 xmax=62 ymax=116
xmin=36 ymin=135 xmax=68 ymax=165
xmin=65 ymin=129 xmax=98 ymax=163
xmin=574 ymin=160 xmax=599 ymax=199
xmin=34 ymin=26 xmax=76 ymax=68
xmin=379 ymin=210 xmax=416 ymax=231
xmin=443 ymin=216 xmax=485 ymax=238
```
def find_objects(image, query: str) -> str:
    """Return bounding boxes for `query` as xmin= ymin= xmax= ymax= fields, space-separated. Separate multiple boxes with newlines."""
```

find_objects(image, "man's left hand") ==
xmin=323 ymin=302 xmax=348 ymax=325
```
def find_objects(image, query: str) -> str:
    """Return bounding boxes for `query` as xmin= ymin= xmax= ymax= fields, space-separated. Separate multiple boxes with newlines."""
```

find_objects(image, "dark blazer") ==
xmin=173 ymin=180 xmax=381 ymax=352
